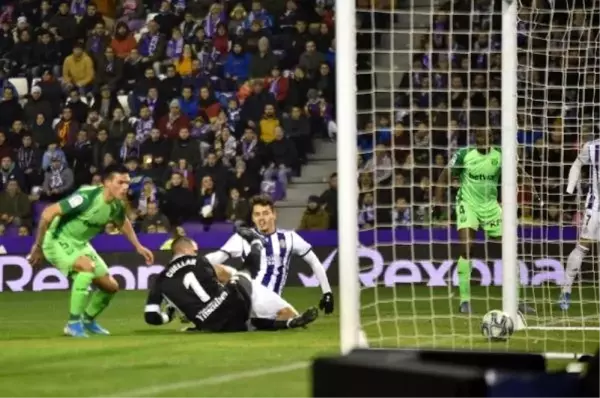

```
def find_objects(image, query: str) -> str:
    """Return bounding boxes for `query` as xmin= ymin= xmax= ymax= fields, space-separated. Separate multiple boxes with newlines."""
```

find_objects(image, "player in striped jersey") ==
xmin=561 ymin=139 xmax=600 ymax=310
xmin=206 ymin=195 xmax=334 ymax=320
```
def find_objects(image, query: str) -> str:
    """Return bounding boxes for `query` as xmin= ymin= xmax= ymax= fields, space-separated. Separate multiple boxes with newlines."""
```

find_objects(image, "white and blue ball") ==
xmin=481 ymin=310 xmax=514 ymax=341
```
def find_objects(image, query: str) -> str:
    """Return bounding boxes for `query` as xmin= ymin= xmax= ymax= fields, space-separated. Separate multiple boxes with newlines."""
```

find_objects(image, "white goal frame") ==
xmin=335 ymin=0 xmax=598 ymax=358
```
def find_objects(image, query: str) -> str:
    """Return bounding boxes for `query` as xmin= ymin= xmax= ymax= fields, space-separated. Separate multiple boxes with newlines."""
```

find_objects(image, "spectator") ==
xmin=319 ymin=172 xmax=337 ymax=229
xmin=54 ymin=106 xmax=79 ymax=147
xmin=228 ymin=4 xmax=247 ymax=36
xmin=17 ymin=134 xmax=42 ymax=189
xmin=33 ymin=30 xmax=62 ymax=78
xmin=198 ymin=174 xmax=218 ymax=231
xmin=299 ymin=195 xmax=329 ymax=230
xmin=391 ymin=197 xmax=411 ymax=227
xmin=36 ymin=69 xmax=64 ymax=115
xmin=163 ymin=171 xmax=196 ymax=226
xmin=111 ymin=21 xmax=137 ymax=59
xmin=286 ymin=66 xmax=310 ymax=108
xmin=69 ymin=130 xmax=93 ymax=186
xmin=259 ymin=103 xmax=280 ymax=143
xmin=0 ymin=132 xmax=13 ymax=163
xmin=9 ymin=29 xmax=35 ymax=78
xmin=116 ymin=0 xmax=146 ymax=33
xmin=66 ymin=88 xmax=89 ymax=123
xmin=358 ymin=192 xmax=375 ymax=229
xmin=215 ymin=127 xmax=237 ymax=165
xmin=232 ymin=159 xmax=259 ymax=198
xmin=140 ymin=200 xmax=170 ymax=233
xmin=213 ymin=23 xmax=229 ymax=54
xmin=157 ymin=99 xmax=190 ymax=139
xmin=23 ymin=86 xmax=53 ymax=126
xmin=42 ymin=155 xmax=74 ymax=200
xmin=0 ymin=178 xmax=32 ymax=228
xmin=282 ymin=106 xmax=310 ymax=163
xmin=138 ymin=20 xmax=166 ymax=71
xmin=225 ymin=187 xmax=249 ymax=225
xmin=197 ymin=87 xmax=221 ymax=121
xmin=245 ymin=1 xmax=274 ymax=32
xmin=204 ymin=3 xmax=225 ymax=39
xmin=92 ymin=85 xmax=120 ymax=120
xmin=50 ymin=2 xmax=79 ymax=57
xmin=140 ymin=127 xmax=169 ymax=165
xmin=249 ymin=37 xmax=278 ymax=79
xmin=94 ymin=47 xmax=123 ymax=92
xmin=62 ymin=42 xmax=95 ymax=94
xmin=0 ymin=86 xmax=23 ymax=129
xmin=197 ymin=151 xmax=230 ymax=194
xmin=178 ymin=86 xmax=198 ymax=119
xmin=265 ymin=126 xmax=297 ymax=178
xmin=108 ymin=107 xmax=128 ymax=144
xmin=85 ymin=21 xmax=110 ymax=64
xmin=224 ymin=42 xmax=251 ymax=84
xmin=170 ymin=127 xmax=200 ymax=167
xmin=119 ymin=132 xmax=141 ymax=161
xmin=91 ymin=128 xmax=116 ymax=173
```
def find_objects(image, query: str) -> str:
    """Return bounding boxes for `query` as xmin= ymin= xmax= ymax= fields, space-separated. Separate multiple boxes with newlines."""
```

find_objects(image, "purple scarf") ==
xmin=70 ymin=0 xmax=87 ymax=16
xmin=120 ymin=141 xmax=140 ymax=161
xmin=204 ymin=12 xmax=224 ymax=38
xmin=166 ymin=37 xmax=184 ymax=59
xmin=268 ymin=77 xmax=279 ymax=97
xmin=242 ymin=139 xmax=257 ymax=160
xmin=244 ymin=9 xmax=272 ymax=30
xmin=140 ymin=34 xmax=159 ymax=57
xmin=135 ymin=118 xmax=154 ymax=142
xmin=190 ymin=124 xmax=211 ymax=138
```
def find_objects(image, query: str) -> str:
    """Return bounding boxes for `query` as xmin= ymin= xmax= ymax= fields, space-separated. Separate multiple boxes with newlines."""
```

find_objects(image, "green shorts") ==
xmin=42 ymin=235 xmax=109 ymax=278
xmin=456 ymin=200 xmax=502 ymax=237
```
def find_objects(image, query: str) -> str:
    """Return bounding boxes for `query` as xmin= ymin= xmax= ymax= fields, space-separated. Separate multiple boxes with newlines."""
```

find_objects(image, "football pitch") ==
xmin=0 ymin=286 xmax=597 ymax=397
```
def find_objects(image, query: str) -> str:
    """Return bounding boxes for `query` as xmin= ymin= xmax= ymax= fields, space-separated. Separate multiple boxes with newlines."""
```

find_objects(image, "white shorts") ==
xmin=250 ymin=280 xmax=298 ymax=319
xmin=580 ymin=209 xmax=600 ymax=241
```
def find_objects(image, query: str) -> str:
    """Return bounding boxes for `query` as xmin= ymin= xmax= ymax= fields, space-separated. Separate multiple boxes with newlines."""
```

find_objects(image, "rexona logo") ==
xmin=297 ymin=247 xmax=565 ymax=288
xmin=0 ymin=256 xmax=166 ymax=292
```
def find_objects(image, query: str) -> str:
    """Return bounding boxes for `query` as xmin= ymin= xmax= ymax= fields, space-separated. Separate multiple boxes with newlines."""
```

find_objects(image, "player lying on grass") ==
xmin=435 ymin=120 xmax=538 ymax=314
xmin=144 ymin=232 xmax=318 ymax=332
xmin=27 ymin=165 xmax=154 ymax=337
xmin=206 ymin=195 xmax=334 ymax=315
xmin=561 ymin=139 xmax=600 ymax=310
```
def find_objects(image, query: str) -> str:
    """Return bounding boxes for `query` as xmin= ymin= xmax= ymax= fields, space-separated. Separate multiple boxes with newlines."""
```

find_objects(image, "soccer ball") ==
xmin=481 ymin=310 xmax=514 ymax=341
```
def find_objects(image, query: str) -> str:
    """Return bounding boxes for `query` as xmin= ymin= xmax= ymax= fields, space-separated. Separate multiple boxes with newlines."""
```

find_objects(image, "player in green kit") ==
xmin=27 ymin=165 xmax=154 ymax=337
xmin=435 ymin=122 xmax=537 ymax=314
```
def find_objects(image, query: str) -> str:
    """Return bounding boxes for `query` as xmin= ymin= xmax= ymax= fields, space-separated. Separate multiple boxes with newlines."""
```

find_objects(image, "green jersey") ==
xmin=48 ymin=185 xmax=127 ymax=243
xmin=449 ymin=147 xmax=501 ymax=204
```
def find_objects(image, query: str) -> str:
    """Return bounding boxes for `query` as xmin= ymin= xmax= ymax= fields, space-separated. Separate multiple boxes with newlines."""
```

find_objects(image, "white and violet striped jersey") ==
xmin=205 ymin=229 xmax=331 ymax=296
xmin=575 ymin=139 xmax=600 ymax=211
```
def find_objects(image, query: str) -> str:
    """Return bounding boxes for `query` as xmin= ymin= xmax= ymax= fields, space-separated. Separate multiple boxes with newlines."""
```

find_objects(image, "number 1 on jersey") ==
xmin=183 ymin=272 xmax=211 ymax=302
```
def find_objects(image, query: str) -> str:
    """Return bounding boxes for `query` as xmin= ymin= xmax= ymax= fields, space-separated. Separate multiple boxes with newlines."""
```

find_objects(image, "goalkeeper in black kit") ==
xmin=144 ymin=229 xmax=318 ymax=332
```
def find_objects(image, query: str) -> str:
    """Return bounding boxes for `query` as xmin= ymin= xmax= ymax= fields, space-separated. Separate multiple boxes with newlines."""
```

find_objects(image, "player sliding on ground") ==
xmin=205 ymin=195 xmax=334 ymax=315
xmin=26 ymin=165 xmax=154 ymax=337
xmin=144 ymin=232 xmax=318 ymax=332
xmin=561 ymin=139 xmax=600 ymax=310
xmin=435 ymin=121 xmax=538 ymax=314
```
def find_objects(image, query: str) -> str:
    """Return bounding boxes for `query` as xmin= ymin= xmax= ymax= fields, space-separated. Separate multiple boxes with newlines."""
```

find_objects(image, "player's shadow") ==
xmin=132 ymin=329 xmax=182 ymax=335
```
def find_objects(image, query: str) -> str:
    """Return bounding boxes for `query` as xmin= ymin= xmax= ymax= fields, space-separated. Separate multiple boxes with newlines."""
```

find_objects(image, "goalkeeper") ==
xmin=435 ymin=121 xmax=537 ymax=314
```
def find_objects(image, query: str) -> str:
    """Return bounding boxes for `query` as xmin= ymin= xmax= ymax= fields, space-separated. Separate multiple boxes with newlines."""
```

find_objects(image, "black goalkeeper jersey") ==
xmin=144 ymin=254 xmax=251 ymax=332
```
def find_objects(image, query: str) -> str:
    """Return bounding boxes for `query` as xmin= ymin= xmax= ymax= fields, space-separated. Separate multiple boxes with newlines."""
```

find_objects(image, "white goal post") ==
xmin=336 ymin=0 xmax=600 ymax=358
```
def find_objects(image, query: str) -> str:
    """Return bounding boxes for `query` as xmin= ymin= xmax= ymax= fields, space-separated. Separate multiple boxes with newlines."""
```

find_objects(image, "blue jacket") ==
xmin=178 ymin=96 xmax=199 ymax=119
xmin=224 ymin=52 xmax=251 ymax=81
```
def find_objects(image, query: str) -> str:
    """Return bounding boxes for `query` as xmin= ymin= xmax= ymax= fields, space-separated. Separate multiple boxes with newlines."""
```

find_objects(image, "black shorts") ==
xmin=194 ymin=274 xmax=253 ymax=332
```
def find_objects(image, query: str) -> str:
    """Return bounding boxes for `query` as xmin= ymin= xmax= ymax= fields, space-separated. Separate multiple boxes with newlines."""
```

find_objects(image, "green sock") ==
xmin=69 ymin=272 xmax=94 ymax=322
xmin=84 ymin=289 xmax=116 ymax=321
xmin=457 ymin=256 xmax=472 ymax=303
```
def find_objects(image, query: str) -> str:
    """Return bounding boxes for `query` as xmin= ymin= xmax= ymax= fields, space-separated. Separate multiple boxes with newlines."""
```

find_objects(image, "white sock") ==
xmin=563 ymin=245 xmax=588 ymax=294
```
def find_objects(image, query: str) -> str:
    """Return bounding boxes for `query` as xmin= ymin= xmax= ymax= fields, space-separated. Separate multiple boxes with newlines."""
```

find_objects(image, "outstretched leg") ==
xmin=561 ymin=240 xmax=592 ymax=310
xmin=251 ymin=307 xmax=319 ymax=330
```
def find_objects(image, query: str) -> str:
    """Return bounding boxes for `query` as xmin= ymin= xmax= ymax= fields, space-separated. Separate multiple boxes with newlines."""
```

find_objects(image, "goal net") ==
xmin=341 ymin=0 xmax=600 ymax=358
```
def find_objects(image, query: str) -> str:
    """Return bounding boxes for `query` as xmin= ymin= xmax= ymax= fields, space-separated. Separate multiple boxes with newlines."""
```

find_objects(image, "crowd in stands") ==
xmin=0 ymin=0 xmax=339 ymax=237
xmin=355 ymin=0 xmax=599 ymax=229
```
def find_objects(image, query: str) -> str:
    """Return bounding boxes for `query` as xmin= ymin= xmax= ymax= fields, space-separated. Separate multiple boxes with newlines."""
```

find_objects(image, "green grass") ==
xmin=0 ymin=286 xmax=597 ymax=397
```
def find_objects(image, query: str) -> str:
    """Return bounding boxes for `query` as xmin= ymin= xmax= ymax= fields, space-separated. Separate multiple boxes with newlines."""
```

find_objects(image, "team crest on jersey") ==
xmin=68 ymin=195 xmax=84 ymax=208
xmin=491 ymin=159 xmax=498 ymax=166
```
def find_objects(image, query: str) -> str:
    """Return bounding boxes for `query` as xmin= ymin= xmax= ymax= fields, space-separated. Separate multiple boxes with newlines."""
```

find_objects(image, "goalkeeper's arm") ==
xmin=144 ymin=280 xmax=175 ymax=325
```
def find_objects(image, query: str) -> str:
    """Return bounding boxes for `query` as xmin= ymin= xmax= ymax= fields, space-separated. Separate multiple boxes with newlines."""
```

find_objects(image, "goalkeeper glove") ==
xmin=319 ymin=292 xmax=334 ymax=314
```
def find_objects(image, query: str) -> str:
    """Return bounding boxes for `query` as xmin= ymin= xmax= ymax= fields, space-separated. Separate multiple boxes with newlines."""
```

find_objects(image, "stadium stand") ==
xmin=0 ymin=0 xmax=338 ymax=236
xmin=354 ymin=0 xmax=594 ymax=229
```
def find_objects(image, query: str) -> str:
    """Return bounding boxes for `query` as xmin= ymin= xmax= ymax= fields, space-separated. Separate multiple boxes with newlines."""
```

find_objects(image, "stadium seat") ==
xmin=146 ymin=13 xmax=157 ymax=23
xmin=9 ymin=77 xmax=28 ymax=98
xmin=117 ymin=95 xmax=130 ymax=115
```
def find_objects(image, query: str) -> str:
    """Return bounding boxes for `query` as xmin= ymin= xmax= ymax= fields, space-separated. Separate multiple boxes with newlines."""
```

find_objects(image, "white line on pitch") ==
xmin=105 ymin=361 xmax=310 ymax=397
